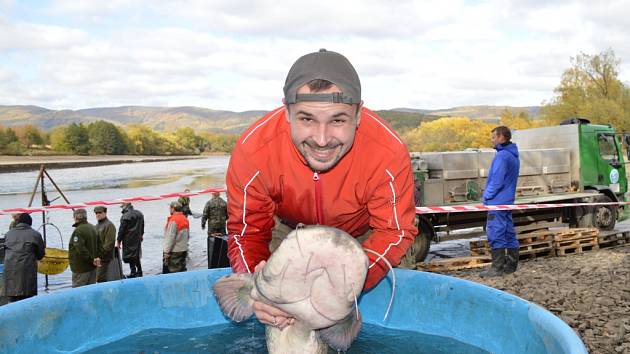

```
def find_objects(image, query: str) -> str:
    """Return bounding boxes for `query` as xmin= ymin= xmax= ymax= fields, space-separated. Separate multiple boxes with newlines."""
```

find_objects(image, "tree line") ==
xmin=403 ymin=48 xmax=630 ymax=151
xmin=0 ymin=121 xmax=238 ymax=156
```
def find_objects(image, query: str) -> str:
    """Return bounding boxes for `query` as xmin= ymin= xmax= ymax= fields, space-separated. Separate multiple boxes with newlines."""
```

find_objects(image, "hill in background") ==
xmin=0 ymin=105 xmax=267 ymax=134
xmin=0 ymin=104 xmax=540 ymax=135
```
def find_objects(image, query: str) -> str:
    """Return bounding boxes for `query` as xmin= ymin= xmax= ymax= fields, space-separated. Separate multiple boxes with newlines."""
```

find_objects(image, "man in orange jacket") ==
xmin=162 ymin=201 xmax=190 ymax=273
xmin=226 ymin=49 xmax=418 ymax=329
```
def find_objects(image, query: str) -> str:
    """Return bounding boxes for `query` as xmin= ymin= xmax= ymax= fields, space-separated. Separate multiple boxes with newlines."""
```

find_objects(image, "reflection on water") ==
xmin=0 ymin=157 xmax=229 ymax=195
xmin=0 ymin=156 xmax=230 ymax=294
xmin=84 ymin=322 xmax=491 ymax=354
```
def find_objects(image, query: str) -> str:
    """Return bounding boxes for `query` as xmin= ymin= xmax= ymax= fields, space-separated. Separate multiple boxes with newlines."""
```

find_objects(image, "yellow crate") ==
xmin=37 ymin=247 xmax=69 ymax=275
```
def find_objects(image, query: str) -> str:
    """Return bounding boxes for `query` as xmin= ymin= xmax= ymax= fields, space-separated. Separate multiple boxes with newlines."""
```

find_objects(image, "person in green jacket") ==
xmin=68 ymin=208 xmax=100 ymax=288
xmin=94 ymin=206 xmax=118 ymax=282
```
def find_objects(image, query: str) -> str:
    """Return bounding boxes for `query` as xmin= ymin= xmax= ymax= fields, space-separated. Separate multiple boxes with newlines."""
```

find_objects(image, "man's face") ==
xmin=491 ymin=131 xmax=506 ymax=146
xmin=285 ymin=84 xmax=362 ymax=172
xmin=95 ymin=211 xmax=106 ymax=221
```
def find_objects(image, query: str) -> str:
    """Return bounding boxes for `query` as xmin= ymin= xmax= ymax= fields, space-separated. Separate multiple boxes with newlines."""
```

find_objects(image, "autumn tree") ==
xmin=201 ymin=132 xmax=239 ymax=153
xmin=541 ymin=49 xmax=630 ymax=132
xmin=0 ymin=126 xmax=19 ymax=148
xmin=125 ymin=124 xmax=167 ymax=155
xmin=499 ymin=109 xmax=544 ymax=130
xmin=87 ymin=120 xmax=128 ymax=155
xmin=13 ymin=124 xmax=44 ymax=148
xmin=63 ymin=123 xmax=91 ymax=155
xmin=0 ymin=126 xmax=23 ymax=154
xmin=403 ymin=117 xmax=494 ymax=152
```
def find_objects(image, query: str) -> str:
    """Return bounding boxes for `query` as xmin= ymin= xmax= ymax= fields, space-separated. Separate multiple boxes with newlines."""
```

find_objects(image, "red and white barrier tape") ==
xmin=0 ymin=187 xmax=226 ymax=215
xmin=2 ymin=188 xmax=627 ymax=216
xmin=416 ymin=201 xmax=630 ymax=214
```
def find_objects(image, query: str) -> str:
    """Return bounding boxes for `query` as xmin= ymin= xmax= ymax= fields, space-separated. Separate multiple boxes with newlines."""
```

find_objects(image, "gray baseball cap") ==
xmin=283 ymin=49 xmax=361 ymax=105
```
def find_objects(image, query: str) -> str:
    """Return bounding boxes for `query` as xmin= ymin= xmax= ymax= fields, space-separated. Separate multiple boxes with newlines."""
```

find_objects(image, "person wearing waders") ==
xmin=480 ymin=126 xmax=520 ymax=277
xmin=94 ymin=206 xmax=122 ymax=282
xmin=162 ymin=201 xmax=190 ymax=273
xmin=201 ymin=191 xmax=229 ymax=268
xmin=116 ymin=203 xmax=145 ymax=278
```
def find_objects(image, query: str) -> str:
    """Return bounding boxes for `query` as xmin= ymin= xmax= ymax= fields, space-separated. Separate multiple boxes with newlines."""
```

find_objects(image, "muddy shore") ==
xmin=440 ymin=244 xmax=630 ymax=354
xmin=0 ymin=155 xmax=206 ymax=173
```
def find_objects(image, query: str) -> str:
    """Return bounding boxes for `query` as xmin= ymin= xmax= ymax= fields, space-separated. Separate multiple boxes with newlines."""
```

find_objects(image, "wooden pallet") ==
xmin=417 ymin=256 xmax=492 ymax=272
xmin=597 ymin=232 xmax=627 ymax=248
xmin=519 ymin=248 xmax=555 ymax=259
xmin=469 ymin=228 xmax=560 ymax=250
xmin=597 ymin=230 xmax=630 ymax=248
xmin=470 ymin=247 xmax=489 ymax=256
xmin=555 ymin=243 xmax=599 ymax=256
xmin=554 ymin=236 xmax=598 ymax=248
xmin=552 ymin=228 xmax=598 ymax=242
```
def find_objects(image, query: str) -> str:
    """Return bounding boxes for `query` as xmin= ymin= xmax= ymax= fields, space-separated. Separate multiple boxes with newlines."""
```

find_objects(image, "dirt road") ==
xmin=443 ymin=244 xmax=630 ymax=353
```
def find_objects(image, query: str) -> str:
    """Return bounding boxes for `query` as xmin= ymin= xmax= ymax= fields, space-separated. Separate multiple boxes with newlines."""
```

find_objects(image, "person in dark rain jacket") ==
xmin=117 ymin=203 xmax=145 ymax=278
xmin=3 ymin=213 xmax=45 ymax=302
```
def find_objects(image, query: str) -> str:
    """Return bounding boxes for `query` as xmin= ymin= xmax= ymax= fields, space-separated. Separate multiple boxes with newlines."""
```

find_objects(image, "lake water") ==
xmin=0 ymin=156 xmax=230 ymax=293
xmin=85 ymin=322 xmax=491 ymax=354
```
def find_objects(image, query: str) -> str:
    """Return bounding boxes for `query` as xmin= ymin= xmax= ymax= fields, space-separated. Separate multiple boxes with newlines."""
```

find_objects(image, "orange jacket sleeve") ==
xmin=361 ymin=149 xmax=417 ymax=290
xmin=225 ymin=144 xmax=275 ymax=274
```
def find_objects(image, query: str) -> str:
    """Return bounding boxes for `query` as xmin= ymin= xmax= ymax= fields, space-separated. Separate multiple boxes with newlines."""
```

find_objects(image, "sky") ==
xmin=1 ymin=0 xmax=629 ymax=112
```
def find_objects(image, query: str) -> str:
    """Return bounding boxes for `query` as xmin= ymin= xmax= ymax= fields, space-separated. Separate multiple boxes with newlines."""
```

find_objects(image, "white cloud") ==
xmin=0 ymin=0 xmax=629 ymax=111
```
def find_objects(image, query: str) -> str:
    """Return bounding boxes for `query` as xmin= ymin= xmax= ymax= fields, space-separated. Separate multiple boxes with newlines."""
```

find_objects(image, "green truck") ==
xmin=403 ymin=118 xmax=630 ymax=265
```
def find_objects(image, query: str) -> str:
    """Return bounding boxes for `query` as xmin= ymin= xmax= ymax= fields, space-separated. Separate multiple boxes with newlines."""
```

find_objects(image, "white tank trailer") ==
xmin=403 ymin=120 xmax=630 ymax=264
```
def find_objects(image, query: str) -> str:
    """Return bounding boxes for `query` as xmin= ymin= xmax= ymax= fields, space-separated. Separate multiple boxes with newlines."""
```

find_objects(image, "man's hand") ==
xmin=251 ymin=260 xmax=294 ymax=329
xmin=163 ymin=252 xmax=171 ymax=259
xmin=115 ymin=240 xmax=121 ymax=248
xmin=94 ymin=258 xmax=102 ymax=267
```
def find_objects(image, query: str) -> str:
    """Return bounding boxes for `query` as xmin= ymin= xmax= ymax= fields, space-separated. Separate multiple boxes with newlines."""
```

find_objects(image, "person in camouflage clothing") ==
xmin=69 ymin=209 xmax=99 ymax=288
xmin=93 ymin=206 xmax=118 ymax=282
xmin=177 ymin=189 xmax=193 ymax=217
xmin=201 ymin=192 xmax=228 ymax=268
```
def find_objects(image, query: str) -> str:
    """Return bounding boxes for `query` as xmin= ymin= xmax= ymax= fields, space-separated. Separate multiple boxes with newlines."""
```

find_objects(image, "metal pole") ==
xmin=40 ymin=167 xmax=49 ymax=290
xmin=27 ymin=165 xmax=45 ymax=207
xmin=43 ymin=170 xmax=71 ymax=204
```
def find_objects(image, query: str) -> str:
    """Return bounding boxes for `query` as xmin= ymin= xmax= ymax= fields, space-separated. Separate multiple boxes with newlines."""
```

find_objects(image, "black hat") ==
xmin=283 ymin=49 xmax=361 ymax=105
xmin=17 ymin=213 xmax=32 ymax=226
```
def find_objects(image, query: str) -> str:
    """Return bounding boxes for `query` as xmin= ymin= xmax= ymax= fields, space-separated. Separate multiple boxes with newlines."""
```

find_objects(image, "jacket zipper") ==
xmin=313 ymin=172 xmax=323 ymax=224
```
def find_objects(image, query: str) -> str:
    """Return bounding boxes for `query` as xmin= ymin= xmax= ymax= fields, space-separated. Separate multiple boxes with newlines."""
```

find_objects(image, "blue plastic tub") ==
xmin=0 ymin=269 xmax=587 ymax=353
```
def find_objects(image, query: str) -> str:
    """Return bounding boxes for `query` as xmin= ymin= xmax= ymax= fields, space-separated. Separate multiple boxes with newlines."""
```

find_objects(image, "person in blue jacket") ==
xmin=480 ymin=126 xmax=520 ymax=277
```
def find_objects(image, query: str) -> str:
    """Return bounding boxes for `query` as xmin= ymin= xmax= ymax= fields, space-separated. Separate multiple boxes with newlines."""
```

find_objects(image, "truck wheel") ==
xmin=577 ymin=195 xmax=616 ymax=231
xmin=399 ymin=217 xmax=435 ymax=269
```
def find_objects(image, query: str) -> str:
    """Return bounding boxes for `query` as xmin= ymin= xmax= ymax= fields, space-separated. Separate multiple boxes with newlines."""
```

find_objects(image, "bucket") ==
xmin=37 ymin=247 xmax=69 ymax=275
xmin=36 ymin=223 xmax=69 ymax=275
